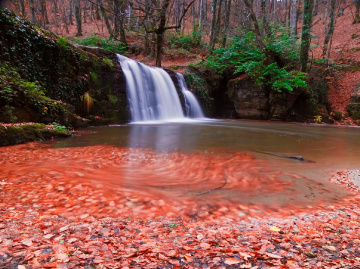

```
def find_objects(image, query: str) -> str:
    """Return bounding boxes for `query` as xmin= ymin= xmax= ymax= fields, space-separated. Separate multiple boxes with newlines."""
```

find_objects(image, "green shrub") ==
xmin=333 ymin=111 xmax=343 ymax=121
xmin=0 ymin=64 xmax=50 ymax=108
xmin=352 ymin=112 xmax=360 ymax=120
xmin=167 ymin=25 xmax=203 ymax=51
xmin=74 ymin=36 xmax=127 ymax=54
xmin=205 ymin=25 xmax=307 ymax=93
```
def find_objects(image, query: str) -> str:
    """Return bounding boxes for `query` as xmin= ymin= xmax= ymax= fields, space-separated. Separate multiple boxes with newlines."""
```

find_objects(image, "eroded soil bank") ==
xmin=0 ymin=143 xmax=360 ymax=268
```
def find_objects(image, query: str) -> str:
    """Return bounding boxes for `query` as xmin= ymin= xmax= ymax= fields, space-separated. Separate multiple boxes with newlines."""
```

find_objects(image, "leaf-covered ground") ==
xmin=1 ymin=143 xmax=360 ymax=268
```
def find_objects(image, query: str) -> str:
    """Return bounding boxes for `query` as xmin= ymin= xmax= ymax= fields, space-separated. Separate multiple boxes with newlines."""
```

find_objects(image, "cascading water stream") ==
xmin=117 ymin=54 xmax=204 ymax=122
xmin=176 ymin=73 xmax=204 ymax=118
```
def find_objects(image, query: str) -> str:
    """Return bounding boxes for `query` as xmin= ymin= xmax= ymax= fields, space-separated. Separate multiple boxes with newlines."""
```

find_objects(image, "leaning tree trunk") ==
xmin=97 ymin=0 xmax=113 ymax=37
xmin=299 ymin=0 xmax=314 ymax=72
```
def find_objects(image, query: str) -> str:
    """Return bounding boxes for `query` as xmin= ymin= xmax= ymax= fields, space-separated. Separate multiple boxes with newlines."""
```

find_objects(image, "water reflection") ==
xmin=50 ymin=120 xmax=360 ymax=206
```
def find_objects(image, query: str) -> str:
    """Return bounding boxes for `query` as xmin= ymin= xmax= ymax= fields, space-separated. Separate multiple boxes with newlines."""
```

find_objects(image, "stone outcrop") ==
xmin=346 ymin=87 xmax=360 ymax=120
xmin=227 ymin=75 xmax=304 ymax=120
xmin=0 ymin=9 xmax=129 ymax=126
xmin=227 ymin=76 xmax=269 ymax=120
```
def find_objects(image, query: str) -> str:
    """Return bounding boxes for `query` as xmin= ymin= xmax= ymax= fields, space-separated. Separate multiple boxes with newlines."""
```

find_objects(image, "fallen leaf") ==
xmin=200 ymin=242 xmax=211 ymax=249
xmin=21 ymin=239 xmax=32 ymax=247
xmin=266 ymin=252 xmax=282 ymax=259
xmin=225 ymin=257 xmax=241 ymax=265
xmin=323 ymin=245 xmax=337 ymax=251
xmin=269 ymin=226 xmax=281 ymax=232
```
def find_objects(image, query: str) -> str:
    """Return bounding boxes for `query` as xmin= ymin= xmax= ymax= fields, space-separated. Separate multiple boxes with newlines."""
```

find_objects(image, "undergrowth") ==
xmin=74 ymin=36 xmax=127 ymax=54
xmin=205 ymin=25 xmax=307 ymax=93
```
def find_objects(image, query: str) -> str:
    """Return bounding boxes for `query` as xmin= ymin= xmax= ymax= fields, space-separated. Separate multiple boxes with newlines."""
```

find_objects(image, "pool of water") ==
xmin=46 ymin=120 xmax=360 ymax=208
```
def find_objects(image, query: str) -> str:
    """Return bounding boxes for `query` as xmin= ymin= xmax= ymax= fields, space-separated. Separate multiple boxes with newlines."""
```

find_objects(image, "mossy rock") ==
xmin=351 ymin=112 xmax=360 ymax=120
xmin=346 ymin=103 xmax=360 ymax=116
xmin=350 ymin=94 xmax=360 ymax=103
xmin=333 ymin=111 xmax=343 ymax=121
xmin=0 ymin=9 xmax=129 ymax=124
xmin=0 ymin=123 xmax=70 ymax=146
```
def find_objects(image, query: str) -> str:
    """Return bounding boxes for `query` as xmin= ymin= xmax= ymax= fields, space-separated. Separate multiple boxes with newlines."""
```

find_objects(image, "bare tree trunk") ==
xmin=113 ymin=0 xmax=127 ymax=44
xmin=89 ymin=2 xmax=93 ymax=21
xmin=313 ymin=0 xmax=318 ymax=15
xmin=173 ymin=0 xmax=180 ymax=25
xmin=60 ymin=0 xmax=70 ymax=33
xmin=300 ymin=0 xmax=314 ymax=72
xmin=28 ymin=0 xmax=37 ymax=24
xmin=222 ymin=0 xmax=231 ymax=47
xmin=18 ymin=0 xmax=26 ymax=17
xmin=272 ymin=0 xmax=276 ymax=23
xmin=290 ymin=0 xmax=298 ymax=36
xmin=74 ymin=0 xmax=82 ymax=36
xmin=283 ymin=0 xmax=289 ymax=27
xmin=256 ymin=0 xmax=261 ymax=17
xmin=40 ymin=0 xmax=49 ymax=25
xmin=354 ymin=0 xmax=360 ymax=23
xmin=155 ymin=0 xmax=171 ymax=66
xmin=204 ymin=0 xmax=208 ymax=22
xmin=243 ymin=0 xmax=266 ymax=51
xmin=94 ymin=2 xmax=101 ymax=20
xmin=191 ymin=1 xmax=196 ymax=26
xmin=97 ymin=0 xmax=113 ymax=36
xmin=261 ymin=0 xmax=271 ymax=37
xmin=128 ymin=5 xmax=132 ymax=30
xmin=215 ymin=0 xmax=223 ymax=42
xmin=53 ymin=0 xmax=58 ymax=26
xmin=209 ymin=0 xmax=218 ymax=49
xmin=68 ymin=0 xmax=74 ymax=25
xmin=83 ymin=0 xmax=87 ymax=23
xmin=323 ymin=0 xmax=330 ymax=33
xmin=198 ymin=0 xmax=203 ymax=29
xmin=322 ymin=0 xmax=336 ymax=58
xmin=144 ymin=32 xmax=150 ymax=55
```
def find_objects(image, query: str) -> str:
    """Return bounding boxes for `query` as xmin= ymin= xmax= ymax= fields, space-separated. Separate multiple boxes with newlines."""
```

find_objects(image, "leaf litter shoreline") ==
xmin=0 ymin=143 xmax=360 ymax=268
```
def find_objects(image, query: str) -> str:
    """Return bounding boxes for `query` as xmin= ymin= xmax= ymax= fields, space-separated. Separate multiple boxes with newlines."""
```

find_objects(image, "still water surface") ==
xmin=50 ymin=120 xmax=360 ymax=208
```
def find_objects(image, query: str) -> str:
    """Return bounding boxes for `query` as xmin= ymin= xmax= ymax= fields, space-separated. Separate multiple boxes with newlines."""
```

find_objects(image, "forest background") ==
xmin=2 ymin=0 xmax=360 ymax=122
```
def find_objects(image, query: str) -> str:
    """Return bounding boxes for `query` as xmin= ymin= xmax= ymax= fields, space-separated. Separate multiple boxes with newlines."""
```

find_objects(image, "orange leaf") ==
xmin=269 ymin=226 xmax=281 ymax=232
xmin=200 ymin=242 xmax=211 ymax=249
xmin=239 ymin=251 xmax=251 ymax=260
xmin=224 ymin=257 xmax=241 ymax=265
xmin=266 ymin=252 xmax=283 ymax=259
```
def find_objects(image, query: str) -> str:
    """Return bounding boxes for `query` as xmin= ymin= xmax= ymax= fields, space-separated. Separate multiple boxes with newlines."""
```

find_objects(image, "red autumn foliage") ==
xmin=0 ymin=142 xmax=360 ymax=268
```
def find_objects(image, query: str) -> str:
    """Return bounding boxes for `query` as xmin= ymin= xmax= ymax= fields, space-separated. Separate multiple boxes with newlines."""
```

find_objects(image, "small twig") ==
xmin=196 ymin=175 xmax=228 ymax=196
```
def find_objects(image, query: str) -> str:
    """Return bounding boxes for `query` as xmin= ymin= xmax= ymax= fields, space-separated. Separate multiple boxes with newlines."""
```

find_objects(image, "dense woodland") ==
xmin=2 ymin=0 xmax=358 ymax=67
xmin=1 ymin=0 xmax=360 ymax=126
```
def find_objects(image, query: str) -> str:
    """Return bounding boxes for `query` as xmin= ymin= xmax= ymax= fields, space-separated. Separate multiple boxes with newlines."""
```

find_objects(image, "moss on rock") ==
xmin=0 ymin=8 xmax=129 ymax=125
xmin=0 ymin=123 xmax=70 ymax=146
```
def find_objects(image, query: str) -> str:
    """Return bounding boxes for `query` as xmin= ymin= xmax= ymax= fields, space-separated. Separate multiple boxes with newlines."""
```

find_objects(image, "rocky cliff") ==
xmin=0 ymin=8 xmax=129 ymax=127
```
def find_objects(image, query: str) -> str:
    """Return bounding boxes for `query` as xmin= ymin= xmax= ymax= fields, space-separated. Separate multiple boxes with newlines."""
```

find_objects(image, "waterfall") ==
xmin=176 ymin=73 xmax=205 ymax=118
xmin=117 ymin=54 xmax=204 ymax=122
